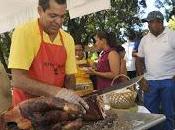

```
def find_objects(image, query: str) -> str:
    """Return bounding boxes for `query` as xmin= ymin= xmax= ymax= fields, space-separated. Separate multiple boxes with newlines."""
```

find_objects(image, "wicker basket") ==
xmin=107 ymin=74 xmax=137 ymax=109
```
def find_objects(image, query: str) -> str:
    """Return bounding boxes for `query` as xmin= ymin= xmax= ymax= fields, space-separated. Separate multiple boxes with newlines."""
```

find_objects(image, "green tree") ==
xmin=168 ymin=16 xmax=175 ymax=30
xmin=64 ymin=0 xmax=146 ymax=44
xmin=0 ymin=0 xmax=148 ymax=71
xmin=0 ymin=32 xmax=11 ymax=73
xmin=154 ymin=0 xmax=174 ymax=20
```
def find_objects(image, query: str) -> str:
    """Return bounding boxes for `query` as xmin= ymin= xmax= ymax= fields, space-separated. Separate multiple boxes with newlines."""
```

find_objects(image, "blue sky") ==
xmin=140 ymin=0 xmax=169 ymax=29
xmin=144 ymin=0 xmax=166 ymax=16
xmin=146 ymin=0 xmax=159 ymax=14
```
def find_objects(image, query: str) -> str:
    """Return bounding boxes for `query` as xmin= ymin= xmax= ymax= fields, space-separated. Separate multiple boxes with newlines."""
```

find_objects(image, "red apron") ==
xmin=12 ymin=21 xmax=67 ymax=106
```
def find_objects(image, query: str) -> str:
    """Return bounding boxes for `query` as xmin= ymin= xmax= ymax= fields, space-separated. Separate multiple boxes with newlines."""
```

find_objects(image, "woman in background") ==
xmin=115 ymin=45 xmax=127 ymax=76
xmin=74 ymin=43 xmax=93 ymax=96
xmin=87 ymin=31 xmax=120 ymax=90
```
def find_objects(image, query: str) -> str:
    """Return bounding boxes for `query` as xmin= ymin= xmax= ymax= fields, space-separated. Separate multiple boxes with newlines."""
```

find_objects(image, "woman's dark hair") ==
xmin=115 ymin=45 xmax=125 ymax=53
xmin=127 ymin=31 xmax=136 ymax=41
xmin=75 ymin=42 xmax=84 ymax=49
xmin=96 ymin=31 xmax=117 ymax=48
xmin=39 ymin=0 xmax=66 ymax=11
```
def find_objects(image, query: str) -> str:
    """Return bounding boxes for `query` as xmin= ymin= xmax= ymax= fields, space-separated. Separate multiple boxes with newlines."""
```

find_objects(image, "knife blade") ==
xmin=83 ymin=75 xmax=144 ymax=97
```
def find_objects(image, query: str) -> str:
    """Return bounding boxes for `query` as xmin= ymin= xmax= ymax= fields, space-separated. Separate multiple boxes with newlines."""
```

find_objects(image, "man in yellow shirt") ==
xmin=8 ymin=0 xmax=88 ymax=112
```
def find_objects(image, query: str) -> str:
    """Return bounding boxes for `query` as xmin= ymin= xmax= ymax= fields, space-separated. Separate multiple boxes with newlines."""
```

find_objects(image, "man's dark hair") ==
xmin=127 ymin=30 xmax=136 ymax=41
xmin=39 ymin=0 xmax=66 ymax=11
xmin=128 ymin=32 xmax=136 ymax=41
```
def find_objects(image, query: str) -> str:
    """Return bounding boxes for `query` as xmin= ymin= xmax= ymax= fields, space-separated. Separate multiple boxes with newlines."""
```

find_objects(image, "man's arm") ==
xmin=0 ymin=64 xmax=11 ymax=113
xmin=64 ymin=74 xmax=76 ymax=90
xmin=0 ymin=64 xmax=11 ymax=97
xmin=132 ymin=50 xmax=138 ymax=57
xmin=135 ymin=57 xmax=150 ymax=92
xmin=11 ymin=69 xmax=89 ymax=111
xmin=135 ymin=57 xmax=145 ymax=76
xmin=63 ymin=34 xmax=77 ymax=90
xmin=11 ymin=69 xmax=60 ymax=97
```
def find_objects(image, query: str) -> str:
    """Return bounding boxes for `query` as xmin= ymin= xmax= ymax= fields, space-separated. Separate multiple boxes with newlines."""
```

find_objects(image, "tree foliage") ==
xmin=168 ymin=16 xmax=175 ymax=30
xmin=0 ymin=32 xmax=11 ymax=73
xmin=154 ymin=0 xmax=174 ymax=20
xmin=64 ymin=0 xmax=146 ymax=44
xmin=1 ymin=0 xmax=174 ymax=72
xmin=0 ymin=0 xmax=148 ymax=71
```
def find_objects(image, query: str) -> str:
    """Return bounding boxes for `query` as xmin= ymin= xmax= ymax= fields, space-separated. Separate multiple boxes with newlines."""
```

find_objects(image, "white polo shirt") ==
xmin=138 ymin=28 xmax=175 ymax=80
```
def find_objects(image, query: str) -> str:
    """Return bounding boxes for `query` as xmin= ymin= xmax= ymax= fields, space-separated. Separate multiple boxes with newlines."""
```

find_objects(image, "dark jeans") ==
xmin=127 ymin=71 xmax=136 ymax=79
xmin=89 ymin=75 xmax=97 ymax=89
xmin=144 ymin=79 xmax=175 ymax=130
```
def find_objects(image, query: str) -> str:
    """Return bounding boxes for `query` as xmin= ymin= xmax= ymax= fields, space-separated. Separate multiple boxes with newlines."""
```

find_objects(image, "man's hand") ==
xmin=56 ymin=88 xmax=89 ymax=113
xmin=139 ymin=78 xmax=149 ymax=92
xmin=135 ymin=57 xmax=145 ymax=76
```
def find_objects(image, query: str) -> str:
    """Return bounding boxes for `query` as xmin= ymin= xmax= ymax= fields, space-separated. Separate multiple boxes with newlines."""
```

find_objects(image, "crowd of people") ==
xmin=0 ymin=0 xmax=174 ymax=130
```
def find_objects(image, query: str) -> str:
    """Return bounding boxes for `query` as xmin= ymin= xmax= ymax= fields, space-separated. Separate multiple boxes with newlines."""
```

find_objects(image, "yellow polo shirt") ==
xmin=75 ymin=59 xmax=93 ymax=89
xmin=8 ymin=19 xmax=77 ymax=74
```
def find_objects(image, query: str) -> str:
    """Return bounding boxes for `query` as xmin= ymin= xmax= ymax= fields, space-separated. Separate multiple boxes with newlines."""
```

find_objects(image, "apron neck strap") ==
xmin=58 ymin=31 xmax=64 ymax=46
xmin=38 ymin=19 xmax=64 ymax=45
xmin=38 ymin=19 xmax=44 ymax=42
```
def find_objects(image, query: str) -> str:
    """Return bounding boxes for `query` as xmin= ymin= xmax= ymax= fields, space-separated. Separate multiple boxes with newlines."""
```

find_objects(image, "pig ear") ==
xmin=0 ymin=63 xmax=12 ymax=115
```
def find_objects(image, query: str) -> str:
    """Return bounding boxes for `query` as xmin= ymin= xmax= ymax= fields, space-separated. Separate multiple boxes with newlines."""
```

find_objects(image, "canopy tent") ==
xmin=67 ymin=0 xmax=111 ymax=19
xmin=0 ymin=0 xmax=38 ymax=34
xmin=0 ymin=0 xmax=111 ymax=34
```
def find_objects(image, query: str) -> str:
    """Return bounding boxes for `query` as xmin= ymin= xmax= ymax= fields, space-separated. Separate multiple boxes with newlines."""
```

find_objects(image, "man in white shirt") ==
xmin=122 ymin=33 xmax=136 ymax=78
xmin=137 ymin=11 xmax=175 ymax=130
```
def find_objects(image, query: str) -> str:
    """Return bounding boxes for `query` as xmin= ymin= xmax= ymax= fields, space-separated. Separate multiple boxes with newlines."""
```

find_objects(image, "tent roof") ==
xmin=0 ymin=0 xmax=110 ymax=34
xmin=0 ymin=0 xmax=38 ymax=33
